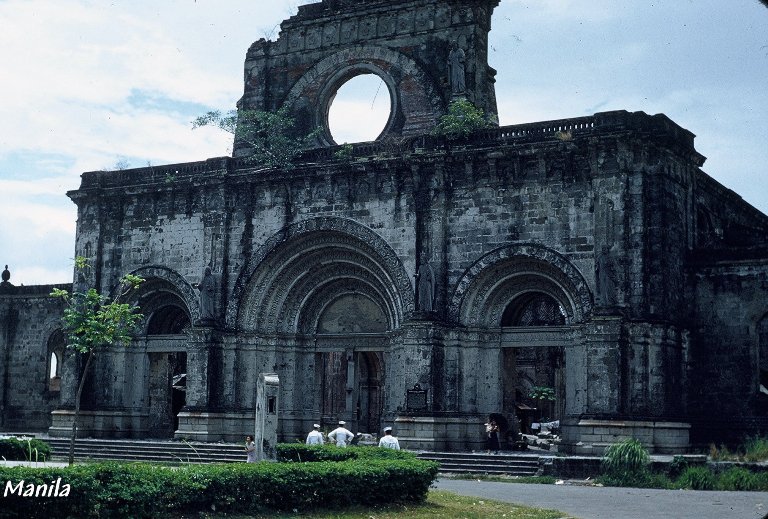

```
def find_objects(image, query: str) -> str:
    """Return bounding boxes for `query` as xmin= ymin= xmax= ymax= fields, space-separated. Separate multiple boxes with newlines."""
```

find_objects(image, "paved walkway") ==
xmin=434 ymin=479 xmax=768 ymax=519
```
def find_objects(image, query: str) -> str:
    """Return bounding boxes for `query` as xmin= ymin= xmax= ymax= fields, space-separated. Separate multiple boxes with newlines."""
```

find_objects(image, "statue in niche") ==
xmin=595 ymin=246 xmax=617 ymax=307
xmin=448 ymin=41 xmax=467 ymax=96
xmin=417 ymin=257 xmax=436 ymax=312
xmin=196 ymin=265 xmax=216 ymax=321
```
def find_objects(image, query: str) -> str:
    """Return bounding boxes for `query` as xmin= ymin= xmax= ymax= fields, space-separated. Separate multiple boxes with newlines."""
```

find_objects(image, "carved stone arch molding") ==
xmin=123 ymin=266 xmax=199 ymax=327
xmin=284 ymin=45 xmax=445 ymax=143
xmin=449 ymin=244 xmax=593 ymax=327
xmin=229 ymin=217 xmax=414 ymax=333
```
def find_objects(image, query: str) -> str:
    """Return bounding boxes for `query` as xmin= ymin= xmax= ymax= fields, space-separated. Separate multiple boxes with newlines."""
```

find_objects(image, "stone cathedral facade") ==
xmin=2 ymin=0 xmax=768 ymax=453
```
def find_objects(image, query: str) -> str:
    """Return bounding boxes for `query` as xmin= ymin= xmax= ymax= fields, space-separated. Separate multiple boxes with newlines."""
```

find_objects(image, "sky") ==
xmin=0 ymin=0 xmax=766 ymax=286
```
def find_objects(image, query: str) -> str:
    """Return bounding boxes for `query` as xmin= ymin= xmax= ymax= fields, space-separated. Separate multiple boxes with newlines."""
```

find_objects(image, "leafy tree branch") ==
xmin=51 ymin=258 xmax=144 ymax=465
xmin=192 ymin=106 xmax=320 ymax=170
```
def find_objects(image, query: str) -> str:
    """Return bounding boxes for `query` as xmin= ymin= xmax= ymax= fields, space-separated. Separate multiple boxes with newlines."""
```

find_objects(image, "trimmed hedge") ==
xmin=277 ymin=443 xmax=417 ymax=463
xmin=0 ymin=456 xmax=439 ymax=518
xmin=0 ymin=438 xmax=52 ymax=462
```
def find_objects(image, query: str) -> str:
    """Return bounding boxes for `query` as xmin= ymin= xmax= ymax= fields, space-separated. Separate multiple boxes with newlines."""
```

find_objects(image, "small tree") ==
xmin=51 ymin=257 xmax=144 ymax=465
xmin=432 ymin=99 xmax=496 ymax=141
xmin=192 ymin=106 xmax=319 ymax=170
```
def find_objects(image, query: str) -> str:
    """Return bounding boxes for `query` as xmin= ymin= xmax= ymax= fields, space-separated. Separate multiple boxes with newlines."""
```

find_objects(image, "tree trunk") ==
xmin=68 ymin=351 xmax=93 ymax=466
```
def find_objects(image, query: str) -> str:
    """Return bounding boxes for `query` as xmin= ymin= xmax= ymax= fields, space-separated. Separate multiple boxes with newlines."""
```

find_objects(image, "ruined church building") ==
xmin=2 ymin=0 xmax=767 ymax=453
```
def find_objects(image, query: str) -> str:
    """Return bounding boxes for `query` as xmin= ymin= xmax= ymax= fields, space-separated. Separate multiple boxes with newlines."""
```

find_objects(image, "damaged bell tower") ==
xmin=236 ymin=0 xmax=500 ymax=153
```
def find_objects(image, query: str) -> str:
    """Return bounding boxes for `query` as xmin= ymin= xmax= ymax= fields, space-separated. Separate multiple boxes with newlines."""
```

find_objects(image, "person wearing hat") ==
xmin=327 ymin=420 xmax=354 ymax=447
xmin=378 ymin=426 xmax=400 ymax=450
xmin=306 ymin=423 xmax=325 ymax=445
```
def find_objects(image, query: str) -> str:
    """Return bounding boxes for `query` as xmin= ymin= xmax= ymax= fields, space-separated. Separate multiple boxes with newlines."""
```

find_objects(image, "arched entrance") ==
xmin=145 ymin=303 xmax=190 ymax=438
xmin=315 ymin=293 xmax=387 ymax=434
xmin=232 ymin=219 xmax=412 ymax=439
xmin=450 ymin=244 xmax=592 ymax=444
xmin=501 ymin=293 xmax=567 ymax=433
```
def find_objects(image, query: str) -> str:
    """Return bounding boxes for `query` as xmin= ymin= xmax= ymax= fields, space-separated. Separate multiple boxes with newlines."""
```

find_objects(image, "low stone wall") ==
xmin=561 ymin=419 xmax=690 ymax=455
xmin=395 ymin=415 xmax=486 ymax=452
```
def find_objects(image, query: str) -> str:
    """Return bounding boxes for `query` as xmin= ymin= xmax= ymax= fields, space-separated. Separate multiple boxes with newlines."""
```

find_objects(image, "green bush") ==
xmin=0 ymin=456 xmax=439 ymax=518
xmin=432 ymin=99 xmax=495 ymax=140
xmin=743 ymin=436 xmax=768 ymax=462
xmin=716 ymin=467 xmax=758 ymax=491
xmin=676 ymin=466 xmax=716 ymax=490
xmin=0 ymin=438 xmax=52 ymax=462
xmin=277 ymin=443 xmax=417 ymax=463
xmin=599 ymin=439 xmax=650 ymax=487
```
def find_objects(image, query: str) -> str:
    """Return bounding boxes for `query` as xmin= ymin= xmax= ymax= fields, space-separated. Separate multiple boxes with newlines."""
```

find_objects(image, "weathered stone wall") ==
xmin=0 ymin=283 xmax=70 ymax=430
xmin=687 ymin=258 xmax=768 ymax=444
xmin=52 ymin=108 xmax=746 ymax=448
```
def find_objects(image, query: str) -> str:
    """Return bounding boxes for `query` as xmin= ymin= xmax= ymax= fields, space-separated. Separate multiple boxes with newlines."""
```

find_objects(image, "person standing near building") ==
xmin=378 ymin=426 xmax=400 ymax=450
xmin=245 ymin=435 xmax=257 ymax=463
xmin=327 ymin=420 xmax=354 ymax=447
xmin=306 ymin=423 xmax=324 ymax=445
xmin=485 ymin=417 xmax=500 ymax=454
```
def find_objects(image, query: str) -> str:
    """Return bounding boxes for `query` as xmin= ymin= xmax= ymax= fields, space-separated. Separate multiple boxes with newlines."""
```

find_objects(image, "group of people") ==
xmin=246 ymin=416 xmax=503 ymax=461
xmin=306 ymin=420 xmax=400 ymax=450
xmin=244 ymin=421 xmax=400 ymax=462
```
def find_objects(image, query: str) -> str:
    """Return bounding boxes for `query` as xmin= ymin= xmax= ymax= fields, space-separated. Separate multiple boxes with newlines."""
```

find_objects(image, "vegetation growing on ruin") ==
xmin=432 ymin=99 xmax=495 ymax=140
xmin=193 ymin=107 xmax=320 ymax=170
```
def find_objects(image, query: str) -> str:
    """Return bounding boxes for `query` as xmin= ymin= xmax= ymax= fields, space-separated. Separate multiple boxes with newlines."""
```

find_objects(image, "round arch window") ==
xmin=327 ymin=73 xmax=392 ymax=145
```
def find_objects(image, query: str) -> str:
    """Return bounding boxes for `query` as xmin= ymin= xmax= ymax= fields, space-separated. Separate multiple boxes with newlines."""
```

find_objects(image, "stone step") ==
xmin=45 ymin=438 xmax=245 ymax=464
xmin=41 ymin=438 xmax=543 ymax=475
xmin=417 ymin=452 xmax=543 ymax=476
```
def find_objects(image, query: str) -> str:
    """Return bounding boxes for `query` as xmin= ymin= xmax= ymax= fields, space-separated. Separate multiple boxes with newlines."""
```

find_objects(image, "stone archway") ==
xmin=133 ymin=277 xmax=193 ymax=438
xmin=450 ymin=244 xmax=591 ymax=437
xmin=232 ymin=219 xmax=409 ymax=437
xmin=501 ymin=292 xmax=568 ymax=432
xmin=314 ymin=293 xmax=387 ymax=433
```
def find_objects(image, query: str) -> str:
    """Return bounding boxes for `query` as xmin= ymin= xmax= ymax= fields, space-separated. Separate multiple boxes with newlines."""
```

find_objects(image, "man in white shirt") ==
xmin=306 ymin=423 xmax=324 ymax=445
xmin=327 ymin=420 xmax=354 ymax=447
xmin=378 ymin=426 xmax=400 ymax=450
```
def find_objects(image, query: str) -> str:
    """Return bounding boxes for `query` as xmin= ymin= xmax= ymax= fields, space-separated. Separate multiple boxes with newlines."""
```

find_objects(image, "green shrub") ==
xmin=432 ymin=99 xmax=495 ymax=140
xmin=0 ymin=456 xmax=439 ymax=518
xmin=676 ymin=466 xmax=716 ymax=490
xmin=599 ymin=439 xmax=650 ymax=486
xmin=277 ymin=443 xmax=417 ymax=463
xmin=716 ymin=467 xmax=758 ymax=491
xmin=667 ymin=455 xmax=689 ymax=479
xmin=0 ymin=438 xmax=52 ymax=462
xmin=753 ymin=471 xmax=768 ymax=491
xmin=743 ymin=436 xmax=768 ymax=462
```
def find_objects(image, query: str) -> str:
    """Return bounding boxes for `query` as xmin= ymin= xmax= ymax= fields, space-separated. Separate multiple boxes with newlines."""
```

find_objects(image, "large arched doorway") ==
xmin=144 ymin=302 xmax=190 ymax=438
xmin=233 ymin=220 xmax=411 ymax=439
xmin=501 ymin=293 xmax=567 ymax=433
xmin=450 ymin=245 xmax=591 ymax=444
xmin=315 ymin=293 xmax=387 ymax=434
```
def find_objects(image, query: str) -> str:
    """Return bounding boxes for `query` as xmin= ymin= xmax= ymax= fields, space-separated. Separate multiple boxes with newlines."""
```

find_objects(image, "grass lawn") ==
xmin=175 ymin=490 xmax=567 ymax=519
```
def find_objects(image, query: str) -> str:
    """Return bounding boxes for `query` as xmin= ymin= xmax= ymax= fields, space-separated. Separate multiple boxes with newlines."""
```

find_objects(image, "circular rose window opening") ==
xmin=328 ymin=73 xmax=392 ymax=144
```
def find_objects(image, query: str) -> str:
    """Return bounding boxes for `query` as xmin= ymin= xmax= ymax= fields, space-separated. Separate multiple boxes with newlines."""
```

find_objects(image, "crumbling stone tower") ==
xmin=236 ymin=0 xmax=499 ymax=151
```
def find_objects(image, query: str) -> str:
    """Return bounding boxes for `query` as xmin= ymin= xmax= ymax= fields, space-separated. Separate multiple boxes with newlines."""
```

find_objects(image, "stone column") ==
xmin=584 ymin=316 xmax=624 ymax=415
xmin=176 ymin=326 xmax=223 ymax=441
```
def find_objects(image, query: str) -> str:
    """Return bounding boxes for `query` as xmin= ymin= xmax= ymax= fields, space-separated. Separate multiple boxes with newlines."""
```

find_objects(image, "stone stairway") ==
xmin=417 ymin=451 xmax=543 ymax=476
xmin=44 ymin=438 xmax=245 ymax=464
xmin=39 ymin=437 xmax=543 ymax=475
